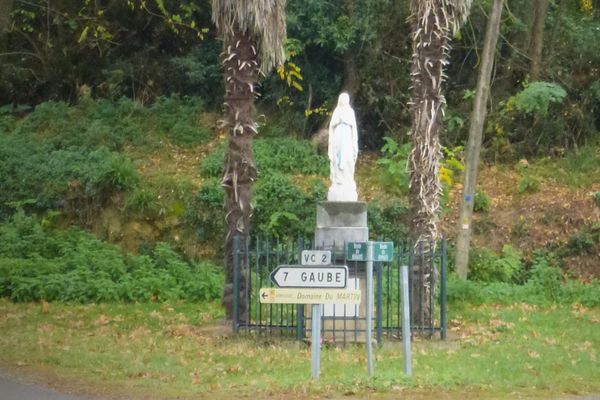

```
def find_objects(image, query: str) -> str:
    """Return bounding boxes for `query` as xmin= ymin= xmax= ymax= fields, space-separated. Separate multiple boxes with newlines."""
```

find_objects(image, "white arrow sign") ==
xmin=270 ymin=265 xmax=348 ymax=288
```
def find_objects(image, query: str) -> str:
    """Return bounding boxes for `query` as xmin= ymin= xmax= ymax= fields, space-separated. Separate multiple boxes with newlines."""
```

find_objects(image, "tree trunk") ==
xmin=407 ymin=1 xmax=449 ymax=328
xmin=0 ymin=0 xmax=14 ymax=32
xmin=455 ymin=0 xmax=504 ymax=280
xmin=407 ymin=0 xmax=472 ymax=329
xmin=528 ymin=0 xmax=549 ymax=81
xmin=221 ymin=29 xmax=259 ymax=322
xmin=342 ymin=49 xmax=359 ymax=96
xmin=342 ymin=0 xmax=358 ymax=96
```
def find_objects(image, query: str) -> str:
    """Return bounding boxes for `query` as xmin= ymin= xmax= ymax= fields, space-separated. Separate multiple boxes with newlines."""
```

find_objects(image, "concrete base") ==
xmin=310 ymin=201 xmax=370 ymax=342
xmin=314 ymin=201 xmax=368 ymax=251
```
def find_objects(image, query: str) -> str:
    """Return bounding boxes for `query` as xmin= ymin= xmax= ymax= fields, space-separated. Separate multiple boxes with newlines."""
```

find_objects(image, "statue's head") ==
xmin=337 ymin=92 xmax=350 ymax=108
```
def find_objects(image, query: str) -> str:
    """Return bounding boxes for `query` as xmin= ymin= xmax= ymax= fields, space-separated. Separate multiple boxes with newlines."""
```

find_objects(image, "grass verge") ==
xmin=0 ymin=299 xmax=598 ymax=399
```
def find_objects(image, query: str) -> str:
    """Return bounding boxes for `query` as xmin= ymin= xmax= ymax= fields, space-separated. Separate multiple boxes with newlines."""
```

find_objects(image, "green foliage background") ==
xmin=1 ymin=0 xmax=599 ymax=304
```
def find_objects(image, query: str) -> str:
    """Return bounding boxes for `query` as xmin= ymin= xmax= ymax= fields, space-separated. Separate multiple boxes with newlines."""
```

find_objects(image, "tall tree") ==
xmin=0 ymin=0 xmax=13 ymax=32
xmin=407 ymin=0 xmax=471 ymax=326
xmin=212 ymin=0 xmax=286 ymax=320
xmin=528 ymin=0 xmax=549 ymax=81
xmin=455 ymin=0 xmax=505 ymax=280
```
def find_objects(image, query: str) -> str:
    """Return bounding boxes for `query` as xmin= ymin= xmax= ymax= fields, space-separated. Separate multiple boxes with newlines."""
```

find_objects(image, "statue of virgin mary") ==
xmin=327 ymin=92 xmax=359 ymax=201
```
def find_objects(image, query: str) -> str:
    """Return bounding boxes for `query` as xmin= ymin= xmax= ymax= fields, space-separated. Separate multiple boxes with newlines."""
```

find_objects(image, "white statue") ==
xmin=327 ymin=92 xmax=359 ymax=202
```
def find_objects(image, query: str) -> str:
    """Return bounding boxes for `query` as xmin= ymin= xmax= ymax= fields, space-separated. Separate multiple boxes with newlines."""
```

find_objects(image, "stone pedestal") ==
xmin=314 ymin=201 xmax=368 ymax=251
xmin=309 ymin=201 xmax=370 ymax=342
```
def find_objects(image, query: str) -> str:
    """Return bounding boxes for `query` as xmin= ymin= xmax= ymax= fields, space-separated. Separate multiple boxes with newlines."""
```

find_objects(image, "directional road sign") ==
xmin=346 ymin=242 xmax=367 ymax=261
xmin=259 ymin=288 xmax=361 ymax=304
xmin=301 ymin=250 xmax=331 ymax=265
xmin=346 ymin=241 xmax=394 ymax=262
xmin=373 ymin=241 xmax=394 ymax=262
xmin=270 ymin=265 xmax=347 ymax=288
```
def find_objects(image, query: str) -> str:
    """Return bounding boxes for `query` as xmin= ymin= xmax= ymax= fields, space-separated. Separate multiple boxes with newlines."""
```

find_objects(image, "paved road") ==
xmin=1 ymin=372 xmax=599 ymax=400
xmin=0 ymin=374 xmax=94 ymax=400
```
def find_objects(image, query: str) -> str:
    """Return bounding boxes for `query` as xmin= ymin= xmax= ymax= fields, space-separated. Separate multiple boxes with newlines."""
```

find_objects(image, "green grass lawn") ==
xmin=0 ymin=299 xmax=598 ymax=399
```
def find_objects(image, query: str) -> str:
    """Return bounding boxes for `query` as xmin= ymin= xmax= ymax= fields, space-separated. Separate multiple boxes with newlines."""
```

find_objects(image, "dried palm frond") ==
xmin=212 ymin=0 xmax=287 ymax=73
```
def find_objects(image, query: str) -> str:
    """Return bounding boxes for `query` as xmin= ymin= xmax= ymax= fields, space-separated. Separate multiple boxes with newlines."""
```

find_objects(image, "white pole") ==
xmin=401 ymin=265 xmax=412 ymax=375
xmin=366 ymin=241 xmax=374 ymax=376
xmin=311 ymin=304 xmax=321 ymax=379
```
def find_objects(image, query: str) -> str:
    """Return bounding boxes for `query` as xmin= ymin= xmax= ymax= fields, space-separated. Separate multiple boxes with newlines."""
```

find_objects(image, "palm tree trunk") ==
xmin=407 ymin=0 xmax=453 ymax=329
xmin=221 ymin=28 xmax=259 ymax=321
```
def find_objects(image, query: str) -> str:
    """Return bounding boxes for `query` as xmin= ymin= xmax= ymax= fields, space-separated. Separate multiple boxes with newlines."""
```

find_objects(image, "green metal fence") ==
xmin=232 ymin=236 xmax=447 ymax=344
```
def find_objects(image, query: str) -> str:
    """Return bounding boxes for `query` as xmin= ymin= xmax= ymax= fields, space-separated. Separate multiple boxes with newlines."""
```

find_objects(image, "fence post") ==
xmin=401 ymin=265 xmax=412 ymax=375
xmin=440 ymin=238 xmax=447 ymax=340
xmin=233 ymin=235 xmax=240 ymax=335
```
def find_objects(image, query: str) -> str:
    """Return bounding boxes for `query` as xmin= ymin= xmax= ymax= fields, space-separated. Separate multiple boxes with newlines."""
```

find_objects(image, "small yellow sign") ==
xmin=259 ymin=288 xmax=361 ymax=305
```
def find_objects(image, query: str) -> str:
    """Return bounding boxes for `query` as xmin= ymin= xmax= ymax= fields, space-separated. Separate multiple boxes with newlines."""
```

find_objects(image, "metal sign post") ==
xmin=401 ymin=265 xmax=412 ymax=376
xmin=261 ymin=249 xmax=358 ymax=380
xmin=366 ymin=241 xmax=374 ymax=376
xmin=346 ymin=240 xmax=394 ymax=377
xmin=311 ymin=304 xmax=321 ymax=379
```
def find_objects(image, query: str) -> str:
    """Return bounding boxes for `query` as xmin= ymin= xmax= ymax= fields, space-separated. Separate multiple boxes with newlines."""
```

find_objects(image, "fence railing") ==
xmin=232 ymin=236 xmax=447 ymax=344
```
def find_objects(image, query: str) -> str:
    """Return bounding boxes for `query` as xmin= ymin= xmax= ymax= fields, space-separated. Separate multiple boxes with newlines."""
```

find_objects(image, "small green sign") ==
xmin=373 ymin=241 xmax=394 ymax=262
xmin=346 ymin=242 xmax=367 ymax=261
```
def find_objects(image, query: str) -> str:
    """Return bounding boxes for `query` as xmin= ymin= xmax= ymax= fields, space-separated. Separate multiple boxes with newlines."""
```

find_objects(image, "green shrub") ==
xmin=253 ymin=174 xmax=325 ymax=239
xmin=126 ymin=188 xmax=160 ymax=215
xmin=253 ymin=138 xmax=327 ymax=176
xmin=510 ymin=82 xmax=567 ymax=116
xmin=447 ymin=272 xmax=600 ymax=307
xmin=564 ymin=231 xmax=596 ymax=255
xmin=368 ymin=201 xmax=409 ymax=240
xmin=149 ymin=96 xmax=211 ymax=146
xmin=199 ymin=142 xmax=225 ymax=178
xmin=473 ymin=189 xmax=491 ymax=212
xmin=526 ymin=255 xmax=564 ymax=302
xmin=0 ymin=134 xmax=139 ymax=214
xmin=517 ymin=173 xmax=541 ymax=194
xmin=9 ymin=96 xmax=210 ymax=153
xmin=184 ymin=179 xmax=225 ymax=243
xmin=468 ymin=245 xmax=522 ymax=283
xmin=0 ymin=212 xmax=224 ymax=303
xmin=199 ymin=138 xmax=328 ymax=178
xmin=377 ymin=138 xmax=410 ymax=195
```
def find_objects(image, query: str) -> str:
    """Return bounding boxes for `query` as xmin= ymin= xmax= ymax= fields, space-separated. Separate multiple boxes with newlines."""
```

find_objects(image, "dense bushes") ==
xmin=449 ymin=245 xmax=600 ymax=307
xmin=253 ymin=173 xmax=326 ymax=238
xmin=0 ymin=97 xmax=211 ymax=217
xmin=0 ymin=135 xmax=139 ymax=215
xmin=8 ymin=96 xmax=210 ymax=151
xmin=191 ymin=137 xmax=329 ymax=242
xmin=188 ymin=173 xmax=326 ymax=242
xmin=0 ymin=212 xmax=223 ymax=303
xmin=468 ymin=245 xmax=522 ymax=283
xmin=447 ymin=270 xmax=600 ymax=308
xmin=200 ymin=137 xmax=328 ymax=178
xmin=368 ymin=201 xmax=409 ymax=240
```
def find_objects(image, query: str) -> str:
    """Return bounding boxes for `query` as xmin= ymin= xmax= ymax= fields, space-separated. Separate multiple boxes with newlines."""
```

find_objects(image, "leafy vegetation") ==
xmin=0 ymin=211 xmax=223 ymax=303
xmin=0 ymin=1 xmax=599 ymax=397
xmin=473 ymin=189 xmax=490 ymax=213
xmin=252 ymin=173 xmax=326 ymax=238
xmin=200 ymin=137 xmax=328 ymax=178
xmin=467 ymin=245 xmax=522 ymax=283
